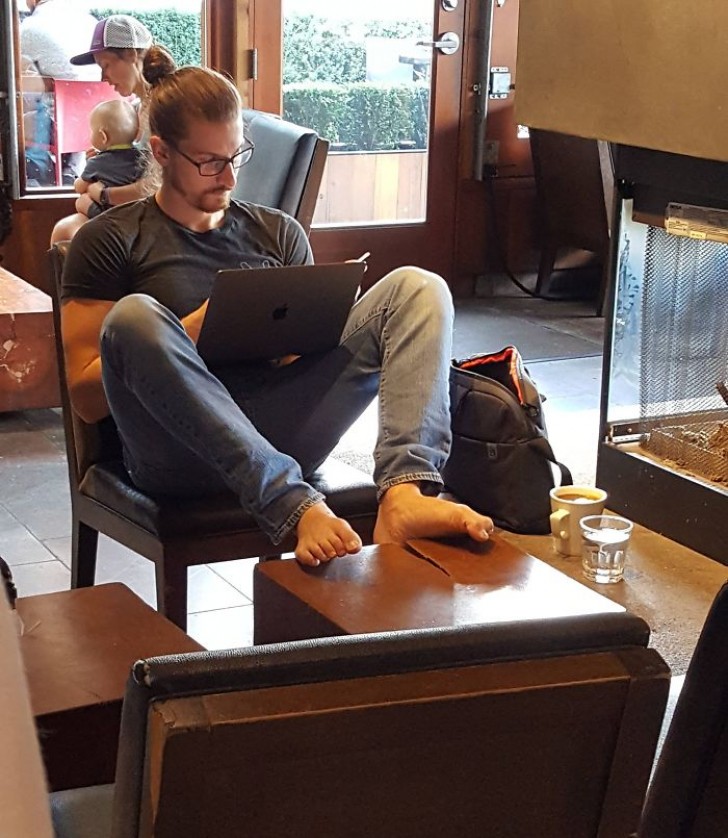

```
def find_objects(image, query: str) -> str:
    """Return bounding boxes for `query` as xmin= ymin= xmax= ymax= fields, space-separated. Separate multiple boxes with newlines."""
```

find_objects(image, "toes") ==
xmin=295 ymin=547 xmax=321 ymax=567
xmin=319 ymin=541 xmax=340 ymax=562
xmin=310 ymin=542 xmax=333 ymax=563
xmin=460 ymin=509 xmax=494 ymax=542
xmin=328 ymin=534 xmax=348 ymax=558
xmin=323 ymin=533 xmax=361 ymax=558
xmin=467 ymin=523 xmax=491 ymax=542
xmin=296 ymin=533 xmax=353 ymax=565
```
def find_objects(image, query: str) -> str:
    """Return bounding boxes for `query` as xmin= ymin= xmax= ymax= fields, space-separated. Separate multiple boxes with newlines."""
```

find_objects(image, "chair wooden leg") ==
xmin=71 ymin=517 xmax=99 ymax=589
xmin=157 ymin=558 xmax=188 ymax=630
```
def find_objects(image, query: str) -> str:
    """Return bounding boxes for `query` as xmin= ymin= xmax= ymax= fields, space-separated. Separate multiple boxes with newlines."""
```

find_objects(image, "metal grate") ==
xmin=647 ymin=421 xmax=728 ymax=483
xmin=639 ymin=225 xmax=728 ymax=481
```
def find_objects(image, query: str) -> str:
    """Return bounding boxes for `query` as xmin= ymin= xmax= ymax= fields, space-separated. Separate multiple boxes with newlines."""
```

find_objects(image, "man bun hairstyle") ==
xmin=148 ymin=66 xmax=243 ymax=147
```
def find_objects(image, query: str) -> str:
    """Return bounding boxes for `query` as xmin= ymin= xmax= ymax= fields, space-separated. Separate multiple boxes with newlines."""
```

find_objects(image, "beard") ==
xmin=196 ymin=188 xmax=232 ymax=213
xmin=167 ymin=168 xmax=232 ymax=214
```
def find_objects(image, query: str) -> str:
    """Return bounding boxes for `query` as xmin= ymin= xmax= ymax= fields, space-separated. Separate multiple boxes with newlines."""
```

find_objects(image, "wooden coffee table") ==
xmin=253 ymin=535 xmax=627 ymax=645
xmin=16 ymin=583 xmax=204 ymax=791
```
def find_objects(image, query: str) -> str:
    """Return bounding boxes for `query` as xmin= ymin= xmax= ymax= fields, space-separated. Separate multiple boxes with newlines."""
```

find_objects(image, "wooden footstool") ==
xmin=16 ymin=583 xmax=204 ymax=791
xmin=253 ymin=535 xmax=636 ymax=646
xmin=0 ymin=266 xmax=60 ymax=411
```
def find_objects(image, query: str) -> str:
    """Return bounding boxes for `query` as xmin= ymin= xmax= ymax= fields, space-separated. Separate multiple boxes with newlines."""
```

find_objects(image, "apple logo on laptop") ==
xmin=272 ymin=304 xmax=288 ymax=321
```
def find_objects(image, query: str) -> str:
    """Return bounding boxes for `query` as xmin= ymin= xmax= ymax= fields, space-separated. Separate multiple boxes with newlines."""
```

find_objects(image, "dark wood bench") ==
xmin=17 ymin=583 xmax=203 ymax=790
xmin=0 ymin=266 xmax=60 ymax=411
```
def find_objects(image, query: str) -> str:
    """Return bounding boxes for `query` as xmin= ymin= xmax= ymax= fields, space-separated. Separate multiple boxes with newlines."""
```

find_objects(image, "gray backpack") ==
xmin=443 ymin=346 xmax=572 ymax=534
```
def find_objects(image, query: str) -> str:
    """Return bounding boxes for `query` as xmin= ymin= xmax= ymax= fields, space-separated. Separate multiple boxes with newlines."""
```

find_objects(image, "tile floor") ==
xmin=2 ymin=290 xmax=725 ymax=672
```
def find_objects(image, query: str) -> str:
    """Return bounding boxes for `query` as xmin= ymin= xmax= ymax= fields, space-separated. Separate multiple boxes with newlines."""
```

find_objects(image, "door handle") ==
xmin=416 ymin=32 xmax=460 ymax=56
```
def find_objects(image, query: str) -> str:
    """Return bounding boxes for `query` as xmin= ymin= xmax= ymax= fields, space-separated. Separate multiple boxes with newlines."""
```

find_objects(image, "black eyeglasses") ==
xmin=168 ymin=141 xmax=255 ymax=176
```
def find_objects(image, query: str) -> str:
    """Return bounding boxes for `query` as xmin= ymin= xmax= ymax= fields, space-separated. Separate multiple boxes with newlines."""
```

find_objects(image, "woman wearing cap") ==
xmin=51 ymin=15 xmax=176 ymax=244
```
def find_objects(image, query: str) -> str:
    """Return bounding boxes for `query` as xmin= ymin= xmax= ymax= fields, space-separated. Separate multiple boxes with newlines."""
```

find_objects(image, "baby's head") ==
xmin=89 ymin=99 xmax=139 ymax=151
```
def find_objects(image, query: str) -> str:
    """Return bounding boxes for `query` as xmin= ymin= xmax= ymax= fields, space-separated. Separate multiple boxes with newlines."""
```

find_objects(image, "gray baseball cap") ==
xmin=70 ymin=15 xmax=153 ymax=66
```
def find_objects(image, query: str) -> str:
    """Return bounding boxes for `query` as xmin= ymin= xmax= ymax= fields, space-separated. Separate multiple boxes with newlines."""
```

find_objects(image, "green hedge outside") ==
xmin=283 ymin=14 xmax=428 ymax=85
xmin=284 ymin=82 xmax=429 ymax=151
xmin=284 ymin=15 xmax=365 ymax=86
xmin=283 ymin=15 xmax=430 ymax=151
xmin=90 ymin=9 xmax=201 ymax=68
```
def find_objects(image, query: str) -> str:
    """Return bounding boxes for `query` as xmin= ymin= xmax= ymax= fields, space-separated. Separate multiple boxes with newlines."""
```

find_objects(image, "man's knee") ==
xmin=50 ymin=213 xmax=86 ymax=246
xmin=101 ymin=294 xmax=170 ymax=349
xmin=383 ymin=266 xmax=453 ymax=317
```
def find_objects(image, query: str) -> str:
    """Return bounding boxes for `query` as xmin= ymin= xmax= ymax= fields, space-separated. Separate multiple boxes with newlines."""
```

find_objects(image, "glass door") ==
xmin=251 ymin=0 xmax=466 ymax=284
xmin=283 ymin=0 xmax=433 ymax=226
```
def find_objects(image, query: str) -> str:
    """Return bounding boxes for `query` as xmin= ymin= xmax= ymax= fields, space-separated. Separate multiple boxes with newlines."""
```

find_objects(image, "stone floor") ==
xmin=1 ymin=287 xmax=726 ymax=677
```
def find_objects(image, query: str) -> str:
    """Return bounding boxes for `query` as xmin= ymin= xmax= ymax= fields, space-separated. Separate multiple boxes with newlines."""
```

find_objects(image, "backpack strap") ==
xmin=533 ymin=436 xmax=573 ymax=487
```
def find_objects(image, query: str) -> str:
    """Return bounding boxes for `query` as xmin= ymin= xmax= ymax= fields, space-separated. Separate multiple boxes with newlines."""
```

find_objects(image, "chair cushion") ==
xmin=49 ymin=783 xmax=114 ymax=838
xmin=79 ymin=457 xmax=377 ymax=539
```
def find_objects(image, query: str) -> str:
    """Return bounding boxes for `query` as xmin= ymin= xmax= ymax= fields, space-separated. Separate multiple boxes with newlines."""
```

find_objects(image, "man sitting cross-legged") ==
xmin=60 ymin=65 xmax=494 ymax=567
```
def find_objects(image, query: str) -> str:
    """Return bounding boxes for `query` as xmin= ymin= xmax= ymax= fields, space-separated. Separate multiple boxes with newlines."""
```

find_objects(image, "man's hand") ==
xmin=269 ymin=354 xmax=300 ymax=368
xmin=346 ymin=251 xmax=370 ymax=273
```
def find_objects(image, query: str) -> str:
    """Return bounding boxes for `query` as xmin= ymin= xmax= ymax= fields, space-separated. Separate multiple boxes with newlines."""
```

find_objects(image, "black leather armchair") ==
xmin=50 ymin=243 xmax=377 ymax=629
xmin=639 ymin=581 xmax=728 ymax=838
xmin=232 ymin=108 xmax=329 ymax=235
xmin=50 ymin=617 xmax=669 ymax=838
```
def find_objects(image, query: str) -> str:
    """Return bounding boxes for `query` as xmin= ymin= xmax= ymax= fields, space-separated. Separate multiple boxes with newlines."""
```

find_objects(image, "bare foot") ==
xmin=374 ymin=483 xmax=494 ymax=545
xmin=295 ymin=501 xmax=363 ymax=566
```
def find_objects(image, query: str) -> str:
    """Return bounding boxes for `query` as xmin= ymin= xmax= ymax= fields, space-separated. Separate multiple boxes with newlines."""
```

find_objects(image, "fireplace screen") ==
xmin=608 ymin=203 xmax=728 ymax=486
xmin=640 ymin=223 xmax=728 ymax=482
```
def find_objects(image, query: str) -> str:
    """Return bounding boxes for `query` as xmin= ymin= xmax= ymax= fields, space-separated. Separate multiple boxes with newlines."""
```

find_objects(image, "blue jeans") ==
xmin=100 ymin=267 xmax=454 ymax=544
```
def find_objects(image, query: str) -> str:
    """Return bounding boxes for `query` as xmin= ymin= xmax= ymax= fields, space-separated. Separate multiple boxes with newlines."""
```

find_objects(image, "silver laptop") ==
xmin=196 ymin=262 xmax=366 ymax=364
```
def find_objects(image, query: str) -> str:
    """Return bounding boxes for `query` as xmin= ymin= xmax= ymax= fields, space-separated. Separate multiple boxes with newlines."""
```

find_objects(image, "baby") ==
xmin=74 ymin=99 xmax=144 ymax=218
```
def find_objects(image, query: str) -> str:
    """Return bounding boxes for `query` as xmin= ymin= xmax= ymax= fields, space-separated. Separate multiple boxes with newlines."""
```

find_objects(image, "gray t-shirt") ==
xmin=62 ymin=197 xmax=313 ymax=318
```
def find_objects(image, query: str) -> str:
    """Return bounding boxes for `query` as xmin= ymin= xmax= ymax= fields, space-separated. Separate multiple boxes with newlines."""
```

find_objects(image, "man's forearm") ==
xmin=106 ymin=180 xmax=152 ymax=205
xmin=67 ymin=358 xmax=110 ymax=424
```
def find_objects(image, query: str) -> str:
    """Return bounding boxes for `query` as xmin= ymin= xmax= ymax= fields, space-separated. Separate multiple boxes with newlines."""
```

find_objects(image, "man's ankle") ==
xmin=381 ymin=482 xmax=422 ymax=504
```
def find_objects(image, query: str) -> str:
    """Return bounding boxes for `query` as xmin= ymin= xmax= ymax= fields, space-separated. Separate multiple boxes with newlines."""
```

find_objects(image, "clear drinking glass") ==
xmin=580 ymin=514 xmax=634 ymax=584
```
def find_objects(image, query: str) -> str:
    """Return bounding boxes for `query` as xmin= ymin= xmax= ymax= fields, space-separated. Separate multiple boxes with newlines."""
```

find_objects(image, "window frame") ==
xmin=1 ymin=0 xmax=23 ymax=198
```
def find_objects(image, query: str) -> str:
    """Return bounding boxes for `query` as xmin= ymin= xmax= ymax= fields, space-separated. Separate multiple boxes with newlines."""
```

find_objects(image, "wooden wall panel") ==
xmin=313 ymin=153 xmax=427 ymax=226
xmin=455 ymin=176 xmax=538 ymax=283
xmin=453 ymin=0 xmax=539 ymax=295
xmin=0 ymin=197 xmax=75 ymax=293
xmin=206 ymin=0 xmax=254 ymax=103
